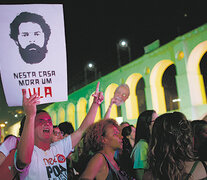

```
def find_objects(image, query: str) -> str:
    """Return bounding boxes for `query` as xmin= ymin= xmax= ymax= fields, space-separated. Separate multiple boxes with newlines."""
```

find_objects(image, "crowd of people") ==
xmin=0 ymin=83 xmax=207 ymax=179
xmin=0 ymin=8 xmax=206 ymax=179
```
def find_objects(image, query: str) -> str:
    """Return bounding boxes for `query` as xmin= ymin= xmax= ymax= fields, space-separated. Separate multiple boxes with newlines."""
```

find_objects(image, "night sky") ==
xmin=0 ymin=0 xmax=207 ymax=124
xmin=64 ymin=1 xmax=207 ymax=91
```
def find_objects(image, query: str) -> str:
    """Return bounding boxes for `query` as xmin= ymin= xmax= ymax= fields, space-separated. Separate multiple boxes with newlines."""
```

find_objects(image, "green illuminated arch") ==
xmin=50 ymin=111 xmax=57 ymax=125
xmin=105 ymin=83 xmax=118 ymax=119
xmin=187 ymin=41 xmax=207 ymax=105
xmin=150 ymin=60 xmax=174 ymax=114
xmin=125 ymin=73 xmax=143 ymax=119
xmin=58 ymin=107 xmax=65 ymax=124
xmin=77 ymin=98 xmax=87 ymax=128
xmin=67 ymin=103 xmax=76 ymax=129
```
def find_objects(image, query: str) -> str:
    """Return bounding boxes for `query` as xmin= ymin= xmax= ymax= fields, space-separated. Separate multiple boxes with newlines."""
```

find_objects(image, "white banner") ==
xmin=0 ymin=4 xmax=68 ymax=106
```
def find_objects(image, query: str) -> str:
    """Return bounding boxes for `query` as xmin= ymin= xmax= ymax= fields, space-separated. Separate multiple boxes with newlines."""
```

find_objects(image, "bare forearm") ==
xmin=17 ymin=115 xmax=35 ymax=168
xmin=71 ymin=102 xmax=99 ymax=148
xmin=71 ymin=82 xmax=103 ymax=148
xmin=17 ymin=91 xmax=39 ymax=168
xmin=104 ymin=104 xmax=112 ymax=119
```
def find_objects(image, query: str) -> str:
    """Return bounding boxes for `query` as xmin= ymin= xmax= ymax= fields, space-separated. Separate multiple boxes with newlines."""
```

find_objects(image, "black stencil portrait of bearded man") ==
xmin=10 ymin=12 xmax=51 ymax=64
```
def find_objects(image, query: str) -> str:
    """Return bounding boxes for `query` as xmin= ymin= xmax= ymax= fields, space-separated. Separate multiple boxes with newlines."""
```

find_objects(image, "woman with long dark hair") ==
xmin=144 ymin=112 xmax=207 ymax=180
xmin=130 ymin=110 xmax=157 ymax=180
xmin=119 ymin=125 xmax=136 ymax=178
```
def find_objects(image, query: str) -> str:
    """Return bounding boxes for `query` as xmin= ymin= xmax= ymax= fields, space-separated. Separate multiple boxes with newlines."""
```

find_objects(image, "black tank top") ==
xmin=98 ymin=152 xmax=129 ymax=180
xmin=185 ymin=161 xmax=207 ymax=180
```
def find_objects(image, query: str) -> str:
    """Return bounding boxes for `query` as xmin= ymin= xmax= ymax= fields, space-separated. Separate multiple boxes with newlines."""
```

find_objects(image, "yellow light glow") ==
xmin=0 ymin=124 xmax=6 ymax=128
xmin=145 ymin=67 xmax=150 ymax=74
xmin=177 ymin=51 xmax=184 ymax=60
xmin=17 ymin=109 xmax=23 ymax=114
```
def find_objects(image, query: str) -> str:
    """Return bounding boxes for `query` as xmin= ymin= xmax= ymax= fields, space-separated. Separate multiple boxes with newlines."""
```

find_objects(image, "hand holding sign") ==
xmin=22 ymin=89 xmax=40 ymax=118
xmin=109 ymin=97 xmax=117 ymax=107
xmin=112 ymin=84 xmax=130 ymax=106
xmin=92 ymin=82 xmax=104 ymax=105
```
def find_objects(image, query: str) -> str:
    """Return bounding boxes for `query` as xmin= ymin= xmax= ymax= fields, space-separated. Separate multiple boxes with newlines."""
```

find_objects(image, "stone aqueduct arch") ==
xmin=77 ymin=98 xmax=87 ymax=127
xmin=104 ymin=83 xmax=119 ymax=119
xmin=187 ymin=41 xmax=207 ymax=105
xmin=150 ymin=60 xmax=174 ymax=114
xmin=67 ymin=103 xmax=76 ymax=129
xmin=45 ymin=41 xmax=207 ymax=129
xmin=125 ymin=73 xmax=143 ymax=119
xmin=50 ymin=111 xmax=57 ymax=125
xmin=58 ymin=107 xmax=65 ymax=124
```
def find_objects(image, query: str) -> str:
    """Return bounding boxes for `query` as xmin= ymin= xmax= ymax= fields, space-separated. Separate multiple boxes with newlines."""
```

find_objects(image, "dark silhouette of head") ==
xmin=58 ymin=122 xmax=74 ymax=137
xmin=10 ymin=12 xmax=51 ymax=64
xmin=135 ymin=110 xmax=156 ymax=144
xmin=191 ymin=120 xmax=207 ymax=160
xmin=122 ymin=125 xmax=134 ymax=154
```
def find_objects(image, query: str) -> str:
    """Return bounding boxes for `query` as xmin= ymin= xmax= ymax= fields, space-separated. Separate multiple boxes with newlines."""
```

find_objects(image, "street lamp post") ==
xmin=127 ymin=46 xmax=131 ymax=62
xmin=116 ymin=42 xmax=121 ymax=68
xmin=116 ymin=39 xmax=131 ymax=67
xmin=84 ymin=61 xmax=97 ymax=84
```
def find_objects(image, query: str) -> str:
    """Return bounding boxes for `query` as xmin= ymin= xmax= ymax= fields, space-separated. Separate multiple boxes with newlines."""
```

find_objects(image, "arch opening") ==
xmin=199 ymin=52 xmax=207 ymax=101
xmin=162 ymin=64 xmax=179 ymax=111
xmin=136 ymin=77 xmax=146 ymax=114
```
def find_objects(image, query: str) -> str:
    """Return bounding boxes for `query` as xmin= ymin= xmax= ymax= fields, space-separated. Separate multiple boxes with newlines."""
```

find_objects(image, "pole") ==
xmin=94 ymin=67 xmax=97 ymax=80
xmin=84 ymin=66 xmax=87 ymax=84
xmin=116 ymin=43 xmax=121 ymax=67
xmin=128 ymin=46 xmax=131 ymax=62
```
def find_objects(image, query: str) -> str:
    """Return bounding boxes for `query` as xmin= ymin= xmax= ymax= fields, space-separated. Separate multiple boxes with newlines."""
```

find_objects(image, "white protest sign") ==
xmin=0 ymin=4 xmax=68 ymax=106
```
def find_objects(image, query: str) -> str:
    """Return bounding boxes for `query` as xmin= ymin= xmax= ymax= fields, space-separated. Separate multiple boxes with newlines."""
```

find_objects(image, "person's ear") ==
xmin=101 ymin=136 xmax=107 ymax=144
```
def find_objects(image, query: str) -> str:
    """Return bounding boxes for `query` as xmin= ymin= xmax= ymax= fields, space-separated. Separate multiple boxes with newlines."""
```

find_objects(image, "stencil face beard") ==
xmin=18 ymin=43 xmax=47 ymax=64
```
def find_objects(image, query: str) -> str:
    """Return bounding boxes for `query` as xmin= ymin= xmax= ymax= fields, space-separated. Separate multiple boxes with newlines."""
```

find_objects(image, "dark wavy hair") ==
xmin=148 ymin=112 xmax=195 ymax=179
xmin=122 ymin=125 xmax=134 ymax=154
xmin=192 ymin=120 xmax=207 ymax=160
xmin=120 ymin=125 xmax=135 ymax=178
xmin=58 ymin=122 xmax=74 ymax=136
xmin=83 ymin=119 xmax=119 ymax=153
xmin=193 ymin=120 xmax=207 ymax=142
xmin=10 ymin=12 xmax=51 ymax=44
xmin=135 ymin=110 xmax=155 ymax=144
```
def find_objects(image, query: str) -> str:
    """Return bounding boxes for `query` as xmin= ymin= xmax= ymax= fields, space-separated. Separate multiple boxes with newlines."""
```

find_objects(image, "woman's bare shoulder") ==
xmin=80 ymin=152 xmax=108 ymax=180
xmin=185 ymin=161 xmax=207 ymax=180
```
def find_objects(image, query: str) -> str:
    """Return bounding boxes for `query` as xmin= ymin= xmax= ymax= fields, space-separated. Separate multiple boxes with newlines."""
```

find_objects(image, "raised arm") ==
xmin=16 ymin=90 xmax=40 ymax=169
xmin=71 ymin=82 xmax=104 ymax=148
xmin=104 ymin=97 xmax=116 ymax=119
